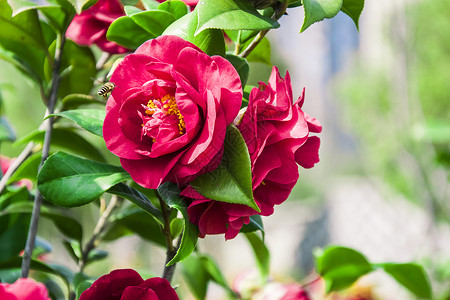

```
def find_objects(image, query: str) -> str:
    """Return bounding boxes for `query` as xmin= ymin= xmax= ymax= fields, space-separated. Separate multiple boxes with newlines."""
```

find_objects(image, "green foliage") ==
xmin=157 ymin=182 xmax=199 ymax=265
xmin=0 ymin=116 xmax=15 ymax=142
xmin=341 ymin=0 xmax=364 ymax=30
xmin=37 ymin=152 xmax=131 ymax=207
xmin=225 ymin=54 xmax=250 ymax=87
xmin=163 ymin=9 xmax=226 ymax=56
xmin=315 ymin=246 xmax=433 ymax=298
xmin=190 ymin=125 xmax=259 ymax=212
xmin=245 ymin=232 xmax=270 ymax=282
xmin=195 ymin=0 xmax=279 ymax=33
xmin=300 ymin=0 xmax=343 ymax=32
xmin=51 ymin=109 xmax=106 ymax=137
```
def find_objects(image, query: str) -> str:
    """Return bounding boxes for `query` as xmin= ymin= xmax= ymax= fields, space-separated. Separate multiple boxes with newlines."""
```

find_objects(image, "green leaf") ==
xmin=1 ymin=201 xmax=83 ymax=242
xmin=0 ymin=215 xmax=29 ymax=263
xmin=170 ymin=217 xmax=184 ymax=238
xmin=300 ymin=0 xmax=343 ymax=32
xmin=0 ymin=116 xmax=16 ymax=142
xmin=131 ymin=10 xmax=176 ymax=37
xmin=86 ymin=249 xmax=108 ymax=265
xmin=380 ymin=263 xmax=432 ymax=299
xmin=122 ymin=0 xmax=139 ymax=5
xmin=0 ymin=46 xmax=42 ymax=83
xmin=341 ymin=0 xmax=364 ymax=30
xmin=61 ymin=93 xmax=105 ymax=110
xmin=103 ymin=205 xmax=165 ymax=246
xmin=163 ymin=9 xmax=226 ymax=56
xmin=200 ymin=254 xmax=234 ymax=295
xmin=225 ymin=54 xmax=250 ymax=87
xmin=157 ymin=182 xmax=199 ymax=265
xmin=37 ymin=152 xmax=131 ymax=207
xmin=240 ymin=215 xmax=264 ymax=236
xmin=158 ymin=0 xmax=188 ymax=20
xmin=0 ymin=0 xmax=48 ymax=52
xmin=190 ymin=125 xmax=259 ymax=212
xmin=196 ymin=0 xmax=279 ymax=34
xmin=314 ymin=246 xmax=373 ymax=293
xmin=45 ymin=40 xmax=96 ymax=97
xmin=51 ymin=109 xmax=105 ymax=137
xmin=67 ymin=0 xmax=93 ymax=14
xmin=124 ymin=5 xmax=142 ymax=16
xmin=62 ymin=239 xmax=81 ymax=263
xmin=245 ymin=232 xmax=270 ymax=281
xmin=107 ymin=16 xmax=153 ymax=49
xmin=7 ymin=153 xmax=40 ymax=185
xmin=15 ymin=127 xmax=105 ymax=162
xmin=181 ymin=254 xmax=209 ymax=300
xmin=245 ymin=36 xmax=271 ymax=65
xmin=108 ymin=183 xmax=163 ymax=224
xmin=141 ymin=0 xmax=159 ymax=10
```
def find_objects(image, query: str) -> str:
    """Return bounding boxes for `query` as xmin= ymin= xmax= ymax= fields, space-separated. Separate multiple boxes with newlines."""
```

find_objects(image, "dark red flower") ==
xmin=80 ymin=269 xmax=179 ymax=300
xmin=103 ymin=35 xmax=242 ymax=189
xmin=184 ymin=66 xmax=321 ymax=239
xmin=66 ymin=0 xmax=129 ymax=54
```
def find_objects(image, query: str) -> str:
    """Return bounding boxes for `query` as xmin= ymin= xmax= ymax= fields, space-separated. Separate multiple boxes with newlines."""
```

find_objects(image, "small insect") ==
xmin=97 ymin=82 xmax=115 ymax=99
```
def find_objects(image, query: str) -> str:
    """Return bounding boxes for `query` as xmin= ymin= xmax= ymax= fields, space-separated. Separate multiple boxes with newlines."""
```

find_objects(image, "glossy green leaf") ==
xmin=122 ymin=0 xmax=139 ymax=5
xmin=108 ymin=183 xmax=163 ymax=224
xmin=0 ymin=0 xmax=48 ymax=52
xmin=67 ymin=0 xmax=93 ymax=13
xmin=225 ymin=54 xmax=249 ymax=87
xmin=191 ymin=126 xmax=259 ymax=211
xmin=1 ymin=201 xmax=83 ymax=242
xmin=158 ymin=0 xmax=188 ymax=20
xmin=15 ymin=127 xmax=105 ymax=162
xmin=245 ymin=232 xmax=270 ymax=281
xmin=225 ymin=29 xmax=258 ymax=45
xmin=62 ymin=239 xmax=81 ymax=263
xmin=163 ymin=10 xmax=226 ymax=56
xmin=0 ymin=116 xmax=15 ymax=142
xmin=196 ymin=0 xmax=279 ymax=34
xmin=131 ymin=10 xmax=176 ymax=36
xmin=103 ymin=205 xmax=165 ymax=246
xmin=314 ymin=246 xmax=373 ymax=292
xmin=75 ymin=279 xmax=93 ymax=300
xmin=300 ymin=0 xmax=343 ymax=32
xmin=37 ymin=152 xmax=131 ymax=207
xmin=107 ymin=16 xmax=153 ymax=49
xmin=51 ymin=109 xmax=105 ymax=137
xmin=341 ymin=0 xmax=364 ymax=30
xmin=61 ymin=93 xmax=105 ymax=110
xmin=157 ymin=182 xmax=199 ymax=265
xmin=86 ymin=249 xmax=108 ymax=265
xmin=380 ymin=263 xmax=432 ymax=299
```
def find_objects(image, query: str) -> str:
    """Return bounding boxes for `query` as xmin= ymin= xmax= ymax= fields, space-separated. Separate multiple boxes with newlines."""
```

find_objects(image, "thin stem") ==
xmin=299 ymin=274 xmax=321 ymax=288
xmin=78 ymin=196 xmax=119 ymax=273
xmin=239 ymin=2 xmax=288 ymax=58
xmin=157 ymin=192 xmax=178 ymax=283
xmin=0 ymin=142 xmax=35 ymax=194
xmin=234 ymin=30 xmax=243 ymax=55
xmin=21 ymin=34 xmax=66 ymax=278
xmin=96 ymin=52 xmax=111 ymax=72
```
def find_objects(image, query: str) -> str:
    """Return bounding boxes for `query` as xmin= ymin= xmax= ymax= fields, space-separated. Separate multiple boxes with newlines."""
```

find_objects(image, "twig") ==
xmin=157 ymin=192 xmax=178 ymax=283
xmin=21 ymin=34 xmax=66 ymax=278
xmin=239 ymin=2 xmax=288 ymax=58
xmin=78 ymin=196 xmax=119 ymax=273
xmin=0 ymin=142 xmax=35 ymax=194
xmin=96 ymin=52 xmax=111 ymax=72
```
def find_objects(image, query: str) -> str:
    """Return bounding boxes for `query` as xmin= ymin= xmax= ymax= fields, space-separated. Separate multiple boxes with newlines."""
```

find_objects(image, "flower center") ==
xmin=141 ymin=94 xmax=186 ymax=142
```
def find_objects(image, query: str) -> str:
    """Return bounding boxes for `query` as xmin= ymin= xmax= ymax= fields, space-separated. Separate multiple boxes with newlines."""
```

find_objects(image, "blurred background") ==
xmin=0 ymin=0 xmax=449 ymax=299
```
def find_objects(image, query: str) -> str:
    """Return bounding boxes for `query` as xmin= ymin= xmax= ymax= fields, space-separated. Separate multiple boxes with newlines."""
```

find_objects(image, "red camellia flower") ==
xmin=103 ymin=35 xmax=242 ymax=188
xmin=183 ymin=66 xmax=321 ymax=239
xmin=0 ymin=278 xmax=51 ymax=300
xmin=66 ymin=0 xmax=129 ymax=54
xmin=80 ymin=269 xmax=179 ymax=300
xmin=257 ymin=282 xmax=311 ymax=300
xmin=156 ymin=0 xmax=198 ymax=8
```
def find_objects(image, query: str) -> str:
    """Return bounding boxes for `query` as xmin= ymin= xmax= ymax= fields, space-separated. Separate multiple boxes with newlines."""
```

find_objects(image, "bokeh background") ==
xmin=0 ymin=0 xmax=449 ymax=299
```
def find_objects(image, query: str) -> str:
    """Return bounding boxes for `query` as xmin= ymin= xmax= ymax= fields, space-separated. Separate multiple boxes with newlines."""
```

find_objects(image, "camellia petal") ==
xmin=103 ymin=35 xmax=242 ymax=189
